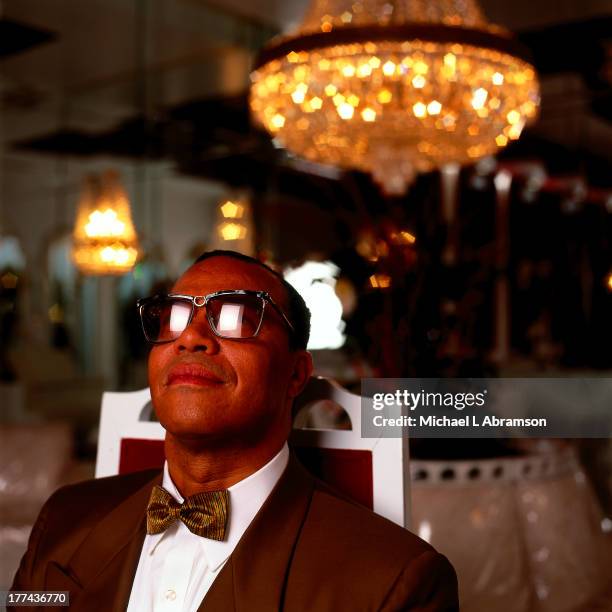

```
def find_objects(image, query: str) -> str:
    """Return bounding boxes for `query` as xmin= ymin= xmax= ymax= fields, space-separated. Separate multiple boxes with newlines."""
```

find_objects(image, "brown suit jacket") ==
xmin=11 ymin=456 xmax=458 ymax=611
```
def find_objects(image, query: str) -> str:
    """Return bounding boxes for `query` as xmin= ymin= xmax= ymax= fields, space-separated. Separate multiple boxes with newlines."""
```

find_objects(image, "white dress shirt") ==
xmin=127 ymin=444 xmax=289 ymax=612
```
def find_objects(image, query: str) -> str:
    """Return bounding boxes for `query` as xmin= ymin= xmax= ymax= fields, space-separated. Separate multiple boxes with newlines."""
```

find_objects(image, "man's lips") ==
xmin=166 ymin=363 xmax=225 ymax=386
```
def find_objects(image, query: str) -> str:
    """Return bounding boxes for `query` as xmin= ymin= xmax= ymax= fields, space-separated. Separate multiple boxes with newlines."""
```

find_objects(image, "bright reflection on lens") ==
xmin=169 ymin=303 xmax=191 ymax=334
xmin=217 ymin=303 xmax=243 ymax=335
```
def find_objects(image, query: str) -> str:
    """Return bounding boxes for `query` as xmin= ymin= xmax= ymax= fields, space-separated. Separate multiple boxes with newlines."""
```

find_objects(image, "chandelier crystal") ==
xmin=250 ymin=0 xmax=540 ymax=195
xmin=72 ymin=170 xmax=141 ymax=274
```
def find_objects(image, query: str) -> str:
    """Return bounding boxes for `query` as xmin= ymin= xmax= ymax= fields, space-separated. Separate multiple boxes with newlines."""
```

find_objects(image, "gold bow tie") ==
xmin=146 ymin=485 xmax=229 ymax=541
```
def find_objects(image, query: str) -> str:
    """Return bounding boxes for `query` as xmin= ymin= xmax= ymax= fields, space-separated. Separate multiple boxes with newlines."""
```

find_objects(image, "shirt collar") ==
xmin=157 ymin=443 xmax=289 ymax=571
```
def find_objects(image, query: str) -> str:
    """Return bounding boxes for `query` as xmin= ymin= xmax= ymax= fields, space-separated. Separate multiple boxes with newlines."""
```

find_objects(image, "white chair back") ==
xmin=95 ymin=388 xmax=162 ymax=478
xmin=292 ymin=377 xmax=411 ymax=527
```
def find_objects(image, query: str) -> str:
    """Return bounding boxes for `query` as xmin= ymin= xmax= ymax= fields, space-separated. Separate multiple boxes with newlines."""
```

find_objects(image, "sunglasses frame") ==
xmin=137 ymin=289 xmax=295 ymax=344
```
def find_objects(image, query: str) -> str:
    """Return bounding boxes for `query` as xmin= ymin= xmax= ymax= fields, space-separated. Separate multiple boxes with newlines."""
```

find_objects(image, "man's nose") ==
xmin=174 ymin=307 xmax=220 ymax=354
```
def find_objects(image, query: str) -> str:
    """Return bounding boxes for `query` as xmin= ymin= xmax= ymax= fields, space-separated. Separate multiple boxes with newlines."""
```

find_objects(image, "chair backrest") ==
xmin=95 ymin=388 xmax=164 ymax=478
xmin=95 ymin=377 xmax=411 ymax=527
xmin=291 ymin=377 xmax=410 ymax=527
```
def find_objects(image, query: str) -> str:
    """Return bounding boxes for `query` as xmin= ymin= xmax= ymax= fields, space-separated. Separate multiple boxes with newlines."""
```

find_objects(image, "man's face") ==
xmin=148 ymin=256 xmax=310 ymax=449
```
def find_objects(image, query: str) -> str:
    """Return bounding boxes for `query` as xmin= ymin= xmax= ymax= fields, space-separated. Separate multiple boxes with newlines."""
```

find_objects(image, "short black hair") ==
xmin=192 ymin=250 xmax=311 ymax=350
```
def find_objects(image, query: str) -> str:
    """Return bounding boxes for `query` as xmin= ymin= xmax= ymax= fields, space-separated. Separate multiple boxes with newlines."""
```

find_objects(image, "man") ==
xmin=12 ymin=250 xmax=458 ymax=611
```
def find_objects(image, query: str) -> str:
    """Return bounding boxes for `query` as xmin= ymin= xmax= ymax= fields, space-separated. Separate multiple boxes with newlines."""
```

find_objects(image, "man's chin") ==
xmin=160 ymin=413 xmax=276 ymax=448
xmin=163 ymin=424 xmax=235 ymax=443
xmin=152 ymin=387 xmax=227 ymax=416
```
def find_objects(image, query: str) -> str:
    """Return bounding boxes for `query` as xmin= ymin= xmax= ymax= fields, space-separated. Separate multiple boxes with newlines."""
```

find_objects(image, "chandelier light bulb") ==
xmin=212 ymin=192 xmax=254 ymax=255
xmin=220 ymin=200 xmax=245 ymax=219
xmin=219 ymin=222 xmax=247 ymax=241
xmin=72 ymin=171 xmax=141 ymax=275
xmin=250 ymin=0 xmax=540 ymax=195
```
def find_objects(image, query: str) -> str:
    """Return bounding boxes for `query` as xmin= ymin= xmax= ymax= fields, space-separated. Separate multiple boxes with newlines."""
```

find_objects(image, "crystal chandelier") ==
xmin=72 ymin=170 xmax=141 ymax=274
xmin=250 ymin=0 xmax=540 ymax=195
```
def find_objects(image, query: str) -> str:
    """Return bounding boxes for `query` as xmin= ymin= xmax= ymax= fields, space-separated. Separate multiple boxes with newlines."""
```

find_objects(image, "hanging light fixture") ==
xmin=250 ymin=0 xmax=540 ymax=195
xmin=211 ymin=193 xmax=255 ymax=255
xmin=218 ymin=196 xmax=248 ymax=241
xmin=72 ymin=170 xmax=141 ymax=274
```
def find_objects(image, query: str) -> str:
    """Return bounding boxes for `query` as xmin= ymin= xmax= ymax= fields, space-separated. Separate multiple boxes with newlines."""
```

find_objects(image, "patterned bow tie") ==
xmin=146 ymin=485 xmax=229 ymax=540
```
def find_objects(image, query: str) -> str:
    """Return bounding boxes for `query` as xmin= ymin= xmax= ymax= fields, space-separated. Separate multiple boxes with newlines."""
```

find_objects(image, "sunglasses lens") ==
xmin=207 ymin=294 xmax=264 ymax=338
xmin=141 ymin=297 xmax=192 ymax=343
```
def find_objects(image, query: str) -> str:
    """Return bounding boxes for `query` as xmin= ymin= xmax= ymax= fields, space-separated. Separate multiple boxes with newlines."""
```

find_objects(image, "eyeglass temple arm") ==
xmin=265 ymin=295 xmax=295 ymax=333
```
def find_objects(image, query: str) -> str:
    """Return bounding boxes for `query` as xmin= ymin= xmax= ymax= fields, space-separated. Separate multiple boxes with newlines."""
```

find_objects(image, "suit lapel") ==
xmin=110 ymin=512 xmax=151 ymax=612
xmin=46 ymin=471 xmax=161 ymax=611
xmin=199 ymin=456 xmax=314 ymax=612
xmin=45 ymin=561 xmax=83 ymax=593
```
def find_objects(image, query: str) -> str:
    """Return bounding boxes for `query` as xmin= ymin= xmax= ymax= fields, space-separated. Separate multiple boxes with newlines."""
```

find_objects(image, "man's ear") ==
xmin=287 ymin=350 xmax=314 ymax=398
